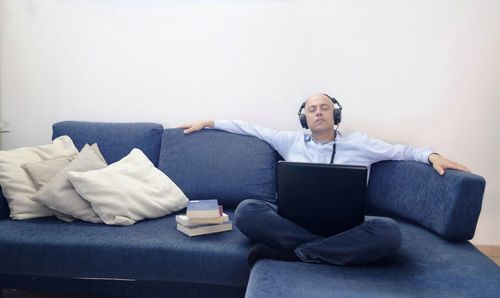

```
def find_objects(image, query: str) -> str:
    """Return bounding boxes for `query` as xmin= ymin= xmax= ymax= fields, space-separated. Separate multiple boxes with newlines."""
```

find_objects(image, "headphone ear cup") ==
xmin=299 ymin=114 xmax=308 ymax=129
xmin=334 ymin=108 xmax=342 ymax=125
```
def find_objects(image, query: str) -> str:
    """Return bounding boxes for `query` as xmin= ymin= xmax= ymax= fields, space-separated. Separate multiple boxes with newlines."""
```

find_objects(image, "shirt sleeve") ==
xmin=213 ymin=119 xmax=297 ymax=157
xmin=355 ymin=132 xmax=434 ymax=164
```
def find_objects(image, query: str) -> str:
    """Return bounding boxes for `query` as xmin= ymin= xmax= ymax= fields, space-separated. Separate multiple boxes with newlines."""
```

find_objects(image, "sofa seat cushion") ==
xmin=246 ymin=220 xmax=500 ymax=298
xmin=0 ymin=209 xmax=251 ymax=286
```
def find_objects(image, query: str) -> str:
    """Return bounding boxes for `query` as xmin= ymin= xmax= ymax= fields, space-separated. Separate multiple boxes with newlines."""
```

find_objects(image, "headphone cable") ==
xmin=330 ymin=128 xmax=338 ymax=164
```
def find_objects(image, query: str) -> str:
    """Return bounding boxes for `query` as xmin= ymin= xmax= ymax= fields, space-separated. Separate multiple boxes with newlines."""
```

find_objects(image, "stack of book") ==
xmin=176 ymin=199 xmax=233 ymax=236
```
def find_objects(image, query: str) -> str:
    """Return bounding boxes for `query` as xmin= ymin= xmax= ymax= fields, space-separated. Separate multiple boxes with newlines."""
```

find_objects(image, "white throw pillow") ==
xmin=22 ymin=157 xmax=73 ymax=189
xmin=22 ymin=156 xmax=75 ymax=222
xmin=34 ymin=144 xmax=107 ymax=223
xmin=0 ymin=136 xmax=79 ymax=219
xmin=67 ymin=148 xmax=189 ymax=225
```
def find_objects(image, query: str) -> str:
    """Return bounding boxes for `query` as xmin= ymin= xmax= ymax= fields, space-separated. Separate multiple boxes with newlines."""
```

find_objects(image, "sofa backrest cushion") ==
xmin=159 ymin=129 xmax=279 ymax=208
xmin=367 ymin=160 xmax=486 ymax=241
xmin=52 ymin=121 xmax=164 ymax=166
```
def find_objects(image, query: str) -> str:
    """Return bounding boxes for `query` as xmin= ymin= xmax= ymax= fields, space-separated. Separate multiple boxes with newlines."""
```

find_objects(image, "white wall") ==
xmin=1 ymin=0 xmax=499 ymax=245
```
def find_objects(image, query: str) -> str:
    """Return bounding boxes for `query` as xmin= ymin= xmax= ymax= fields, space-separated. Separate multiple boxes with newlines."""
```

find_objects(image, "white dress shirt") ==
xmin=214 ymin=119 xmax=433 ymax=168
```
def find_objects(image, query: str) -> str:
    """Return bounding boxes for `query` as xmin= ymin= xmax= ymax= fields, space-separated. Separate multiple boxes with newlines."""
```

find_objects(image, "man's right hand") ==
xmin=178 ymin=120 xmax=214 ymax=134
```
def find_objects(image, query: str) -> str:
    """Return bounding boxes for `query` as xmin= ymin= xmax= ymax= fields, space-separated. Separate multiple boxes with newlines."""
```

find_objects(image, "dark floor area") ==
xmin=2 ymin=289 xmax=110 ymax=298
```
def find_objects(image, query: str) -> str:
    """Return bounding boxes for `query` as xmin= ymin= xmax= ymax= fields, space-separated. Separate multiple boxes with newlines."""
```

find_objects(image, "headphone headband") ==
xmin=321 ymin=93 xmax=342 ymax=110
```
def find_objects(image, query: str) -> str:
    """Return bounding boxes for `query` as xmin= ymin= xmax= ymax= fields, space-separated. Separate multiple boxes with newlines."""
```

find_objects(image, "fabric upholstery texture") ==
xmin=68 ymin=148 xmax=188 ymax=225
xmin=0 ymin=209 xmax=251 ymax=286
xmin=159 ymin=128 xmax=279 ymax=208
xmin=367 ymin=161 xmax=486 ymax=241
xmin=0 ymin=136 xmax=79 ymax=219
xmin=52 ymin=121 xmax=163 ymax=166
xmin=34 ymin=144 xmax=107 ymax=223
xmin=246 ymin=219 xmax=500 ymax=298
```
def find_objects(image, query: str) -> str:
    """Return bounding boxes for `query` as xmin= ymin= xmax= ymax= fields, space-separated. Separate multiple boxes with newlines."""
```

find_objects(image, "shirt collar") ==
xmin=304 ymin=132 xmax=340 ymax=144
xmin=304 ymin=132 xmax=342 ymax=144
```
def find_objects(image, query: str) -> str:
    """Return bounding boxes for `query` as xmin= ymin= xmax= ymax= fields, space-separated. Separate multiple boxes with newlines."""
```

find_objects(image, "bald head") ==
xmin=305 ymin=94 xmax=334 ymax=110
xmin=303 ymin=93 xmax=335 ymax=141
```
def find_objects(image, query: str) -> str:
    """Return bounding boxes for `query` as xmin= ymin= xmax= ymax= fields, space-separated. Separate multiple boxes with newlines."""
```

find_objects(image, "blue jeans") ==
xmin=235 ymin=199 xmax=402 ymax=265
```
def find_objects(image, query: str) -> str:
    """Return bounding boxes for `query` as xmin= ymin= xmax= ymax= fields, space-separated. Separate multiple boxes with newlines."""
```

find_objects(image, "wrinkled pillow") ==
xmin=82 ymin=143 xmax=106 ymax=163
xmin=0 ymin=136 xmax=79 ymax=219
xmin=68 ymin=148 xmax=189 ymax=225
xmin=22 ymin=156 xmax=75 ymax=222
xmin=34 ymin=144 xmax=107 ymax=223
xmin=22 ymin=157 xmax=73 ymax=190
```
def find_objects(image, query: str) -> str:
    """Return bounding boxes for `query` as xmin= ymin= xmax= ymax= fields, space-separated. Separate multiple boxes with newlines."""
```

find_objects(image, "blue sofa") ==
xmin=0 ymin=121 xmax=499 ymax=298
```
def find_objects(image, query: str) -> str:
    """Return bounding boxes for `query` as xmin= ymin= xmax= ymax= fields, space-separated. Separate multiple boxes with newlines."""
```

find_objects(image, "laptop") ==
xmin=277 ymin=161 xmax=368 ymax=237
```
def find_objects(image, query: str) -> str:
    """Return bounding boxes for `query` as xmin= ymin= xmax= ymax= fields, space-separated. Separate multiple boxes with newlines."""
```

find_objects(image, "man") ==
xmin=179 ymin=93 xmax=469 ymax=267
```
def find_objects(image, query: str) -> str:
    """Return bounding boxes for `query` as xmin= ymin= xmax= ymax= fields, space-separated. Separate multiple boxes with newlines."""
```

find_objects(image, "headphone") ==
xmin=297 ymin=93 xmax=342 ymax=129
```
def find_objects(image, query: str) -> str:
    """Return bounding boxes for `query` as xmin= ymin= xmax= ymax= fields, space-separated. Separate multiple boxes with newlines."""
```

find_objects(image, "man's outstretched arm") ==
xmin=178 ymin=119 xmax=298 ymax=158
xmin=358 ymin=132 xmax=470 ymax=176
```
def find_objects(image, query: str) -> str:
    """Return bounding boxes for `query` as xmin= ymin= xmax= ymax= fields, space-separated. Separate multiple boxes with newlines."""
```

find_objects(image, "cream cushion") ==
xmin=34 ymin=144 xmax=107 ymax=223
xmin=0 ymin=136 xmax=79 ymax=219
xmin=22 ymin=157 xmax=73 ymax=189
xmin=22 ymin=157 xmax=74 ymax=222
xmin=68 ymin=148 xmax=189 ymax=225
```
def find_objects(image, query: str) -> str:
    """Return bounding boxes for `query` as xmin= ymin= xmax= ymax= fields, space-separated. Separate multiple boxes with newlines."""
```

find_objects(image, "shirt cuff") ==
xmin=422 ymin=148 xmax=436 ymax=164
xmin=213 ymin=119 xmax=224 ymax=130
xmin=213 ymin=119 xmax=231 ymax=130
xmin=427 ymin=152 xmax=440 ymax=165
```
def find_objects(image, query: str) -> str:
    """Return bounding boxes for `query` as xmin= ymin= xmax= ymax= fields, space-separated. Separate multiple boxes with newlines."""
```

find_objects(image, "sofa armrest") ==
xmin=0 ymin=187 xmax=9 ymax=220
xmin=367 ymin=161 xmax=486 ymax=241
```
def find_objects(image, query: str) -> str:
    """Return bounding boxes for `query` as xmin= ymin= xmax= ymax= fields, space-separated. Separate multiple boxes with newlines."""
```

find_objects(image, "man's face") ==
xmin=305 ymin=94 xmax=335 ymax=134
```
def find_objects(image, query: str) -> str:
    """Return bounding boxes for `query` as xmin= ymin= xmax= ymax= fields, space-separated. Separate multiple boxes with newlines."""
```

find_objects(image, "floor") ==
xmin=1 ymin=289 xmax=109 ymax=298
xmin=2 ymin=246 xmax=499 ymax=298
xmin=476 ymin=245 xmax=500 ymax=265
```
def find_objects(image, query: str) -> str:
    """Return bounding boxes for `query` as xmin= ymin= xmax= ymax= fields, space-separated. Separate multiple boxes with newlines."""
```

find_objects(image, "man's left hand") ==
xmin=428 ymin=153 xmax=470 ymax=176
